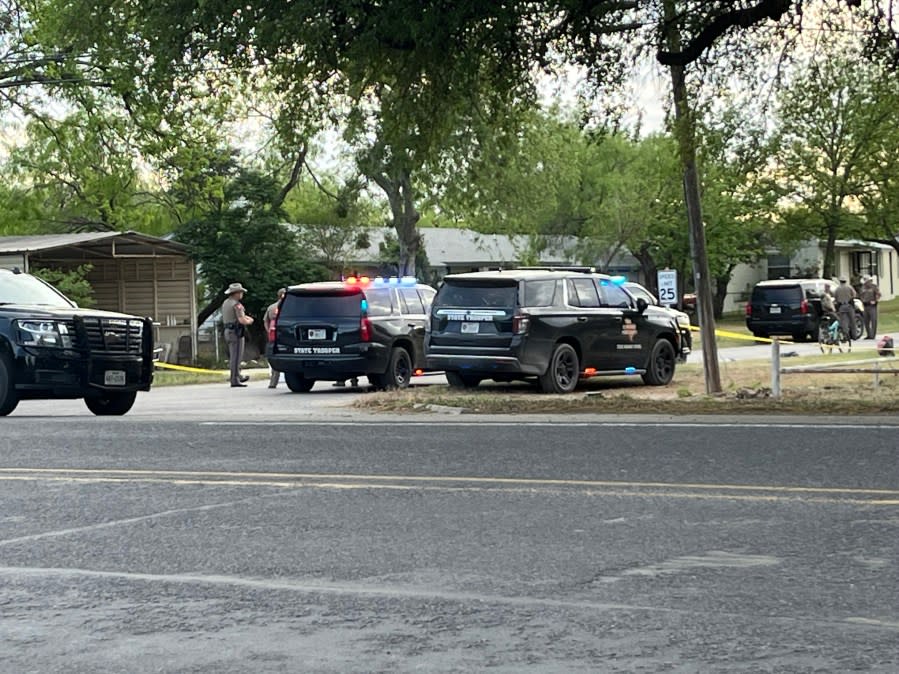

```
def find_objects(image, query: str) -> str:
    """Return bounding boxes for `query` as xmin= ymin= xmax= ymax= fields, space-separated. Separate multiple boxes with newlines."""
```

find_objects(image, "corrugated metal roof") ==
xmin=0 ymin=231 xmax=188 ymax=255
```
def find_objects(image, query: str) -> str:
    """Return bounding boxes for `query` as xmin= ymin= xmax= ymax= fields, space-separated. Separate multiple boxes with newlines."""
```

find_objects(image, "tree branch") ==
xmin=657 ymin=0 xmax=793 ymax=66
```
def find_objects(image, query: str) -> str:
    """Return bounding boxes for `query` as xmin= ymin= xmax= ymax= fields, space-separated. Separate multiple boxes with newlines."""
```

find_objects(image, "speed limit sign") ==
xmin=657 ymin=269 xmax=678 ymax=307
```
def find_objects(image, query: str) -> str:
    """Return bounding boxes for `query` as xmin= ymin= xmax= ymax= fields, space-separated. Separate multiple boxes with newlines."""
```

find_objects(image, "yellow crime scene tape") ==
xmin=689 ymin=325 xmax=792 ymax=345
xmin=154 ymin=361 xmax=226 ymax=374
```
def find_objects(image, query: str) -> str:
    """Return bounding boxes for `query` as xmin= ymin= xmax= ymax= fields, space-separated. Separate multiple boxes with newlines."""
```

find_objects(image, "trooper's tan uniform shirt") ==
xmin=222 ymin=297 xmax=247 ymax=330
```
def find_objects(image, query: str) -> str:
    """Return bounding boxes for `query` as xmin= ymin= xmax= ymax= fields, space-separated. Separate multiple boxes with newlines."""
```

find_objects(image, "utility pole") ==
xmin=663 ymin=0 xmax=722 ymax=394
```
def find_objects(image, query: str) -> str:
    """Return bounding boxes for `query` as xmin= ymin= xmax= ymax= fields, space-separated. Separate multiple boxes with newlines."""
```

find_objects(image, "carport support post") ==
xmin=771 ymin=338 xmax=781 ymax=398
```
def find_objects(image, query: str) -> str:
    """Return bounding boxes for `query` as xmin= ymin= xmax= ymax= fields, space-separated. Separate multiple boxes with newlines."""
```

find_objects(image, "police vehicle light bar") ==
xmin=343 ymin=275 xmax=418 ymax=287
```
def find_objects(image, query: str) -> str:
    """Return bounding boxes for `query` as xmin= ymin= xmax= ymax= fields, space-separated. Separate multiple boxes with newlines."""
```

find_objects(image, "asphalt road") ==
xmin=1 ymin=395 xmax=898 ymax=672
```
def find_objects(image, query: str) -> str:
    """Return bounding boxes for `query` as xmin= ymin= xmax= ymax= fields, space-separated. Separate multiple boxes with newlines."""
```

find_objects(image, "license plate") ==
xmin=769 ymin=306 xmax=781 ymax=314
xmin=104 ymin=370 xmax=126 ymax=386
xmin=460 ymin=322 xmax=480 ymax=334
xmin=307 ymin=329 xmax=327 ymax=340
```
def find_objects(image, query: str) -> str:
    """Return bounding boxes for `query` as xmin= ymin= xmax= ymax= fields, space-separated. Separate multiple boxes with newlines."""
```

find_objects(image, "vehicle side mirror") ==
xmin=635 ymin=298 xmax=648 ymax=314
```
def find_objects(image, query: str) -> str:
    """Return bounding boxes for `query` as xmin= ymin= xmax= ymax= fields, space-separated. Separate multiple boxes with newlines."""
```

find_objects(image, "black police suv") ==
xmin=745 ymin=278 xmax=865 ymax=341
xmin=0 ymin=268 xmax=154 ymax=416
xmin=425 ymin=269 xmax=687 ymax=394
xmin=268 ymin=277 xmax=436 ymax=392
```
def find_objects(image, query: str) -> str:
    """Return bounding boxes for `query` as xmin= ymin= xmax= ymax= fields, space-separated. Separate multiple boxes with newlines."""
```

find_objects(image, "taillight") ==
xmin=800 ymin=299 xmax=809 ymax=314
xmin=512 ymin=313 xmax=530 ymax=335
xmin=268 ymin=307 xmax=279 ymax=343
xmin=745 ymin=303 xmax=752 ymax=317
xmin=360 ymin=317 xmax=373 ymax=342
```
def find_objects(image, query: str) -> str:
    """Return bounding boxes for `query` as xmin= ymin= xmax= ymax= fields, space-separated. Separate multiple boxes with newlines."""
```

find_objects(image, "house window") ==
xmin=767 ymin=254 xmax=791 ymax=280
xmin=851 ymin=251 xmax=878 ymax=280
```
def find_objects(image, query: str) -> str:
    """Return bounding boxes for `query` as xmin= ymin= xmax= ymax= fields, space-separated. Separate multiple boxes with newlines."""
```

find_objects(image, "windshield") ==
xmin=280 ymin=292 xmax=362 ymax=319
xmin=626 ymin=284 xmax=657 ymax=305
xmin=0 ymin=272 xmax=75 ymax=307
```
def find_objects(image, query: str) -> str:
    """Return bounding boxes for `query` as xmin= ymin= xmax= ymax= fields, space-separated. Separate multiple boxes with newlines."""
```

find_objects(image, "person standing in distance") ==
xmin=222 ymin=282 xmax=254 ymax=387
xmin=264 ymin=287 xmax=286 ymax=388
xmin=859 ymin=275 xmax=882 ymax=339
xmin=833 ymin=277 xmax=856 ymax=340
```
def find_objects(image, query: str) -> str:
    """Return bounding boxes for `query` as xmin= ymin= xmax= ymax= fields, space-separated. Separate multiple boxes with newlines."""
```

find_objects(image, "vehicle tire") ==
xmin=84 ymin=390 xmax=137 ymax=416
xmin=371 ymin=347 xmax=412 ymax=390
xmin=446 ymin=371 xmax=482 ymax=389
xmin=285 ymin=372 xmax=315 ymax=393
xmin=641 ymin=339 xmax=676 ymax=386
xmin=852 ymin=313 xmax=864 ymax=340
xmin=0 ymin=353 xmax=20 ymax=416
xmin=538 ymin=343 xmax=579 ymax=394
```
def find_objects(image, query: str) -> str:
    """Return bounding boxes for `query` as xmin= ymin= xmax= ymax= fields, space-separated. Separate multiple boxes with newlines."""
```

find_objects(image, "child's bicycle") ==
xmin=818 ymin=312 xmax=852 ymax=354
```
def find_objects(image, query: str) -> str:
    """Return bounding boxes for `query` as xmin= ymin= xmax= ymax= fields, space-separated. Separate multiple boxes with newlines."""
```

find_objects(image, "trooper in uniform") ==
xmin=832 ymin=277 xmax=856 ymax=339
xmin=222 ymin=282 xmax=254 ymax=387
xmin=264 ymin=287 xmax=286 ymax=388
xmin=859 ymin=275 xmax=882 ymax=339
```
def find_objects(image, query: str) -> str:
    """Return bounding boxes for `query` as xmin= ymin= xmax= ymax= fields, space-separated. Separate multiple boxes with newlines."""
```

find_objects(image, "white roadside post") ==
xmin=771 ymin=337 xmax=781 ymax=398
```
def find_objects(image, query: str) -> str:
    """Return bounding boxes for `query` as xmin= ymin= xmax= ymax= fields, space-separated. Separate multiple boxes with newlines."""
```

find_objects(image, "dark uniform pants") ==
xmin=225 ymin=328 xmax=244 ymax=385
xmin=837 ymin=305 xmax=854 ymax=339
xmin=864 ymin=303 xmax=878 ymax=339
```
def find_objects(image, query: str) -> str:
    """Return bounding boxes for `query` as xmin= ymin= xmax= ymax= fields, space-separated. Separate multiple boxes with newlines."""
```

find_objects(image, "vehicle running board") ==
xmin=581 ymin=368 xmax=647 ymax=377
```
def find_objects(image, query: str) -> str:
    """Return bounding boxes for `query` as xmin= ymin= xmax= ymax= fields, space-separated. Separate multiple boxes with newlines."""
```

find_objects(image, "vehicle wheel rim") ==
xmin=655 ymin=346 xmax=674 ymax=380
xmin=395 ymin=355 xmax=411 ymax=386
xmin=555 ymin=351 xmax=576 ymax=388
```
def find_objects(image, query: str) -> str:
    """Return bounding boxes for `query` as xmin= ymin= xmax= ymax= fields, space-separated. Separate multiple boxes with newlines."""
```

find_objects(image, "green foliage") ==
xmin=175 ymin=168 xmax=327 ymax=346
xmin=283 ymin=178 xmax=382 ymax=275
xmin=774 ymin=49 xmax=899 ymax=277
xmin=30 ymin=264 xmax=96 ymax=307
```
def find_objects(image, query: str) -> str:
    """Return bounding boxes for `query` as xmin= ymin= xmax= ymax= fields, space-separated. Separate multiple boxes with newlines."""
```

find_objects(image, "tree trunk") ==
xmin=664 ymin=0 xmax=722 ymax=394
xmin=633 ymin=245 xmax=658 ymax=295
xmin=822 ymin=222 xmax=838 ymax=279
xmin=713 ymin=272 xmax=732 ymax=319
xmin=370 ymin=169 xmax=421 ymax=276
xmin=197 ymin=294 xmax=226 ymax=327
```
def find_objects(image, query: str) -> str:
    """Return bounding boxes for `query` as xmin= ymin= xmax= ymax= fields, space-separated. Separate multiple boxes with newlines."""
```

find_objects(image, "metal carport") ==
xmin=0 ymin=231 xmax=197 ymax=363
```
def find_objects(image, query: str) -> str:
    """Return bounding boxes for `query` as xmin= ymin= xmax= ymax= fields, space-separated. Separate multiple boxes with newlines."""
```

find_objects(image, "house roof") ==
xmin=0 ymin=231 xmax=188 ymax=258
xmin=355 ymin=226 xmax=572 ymax=266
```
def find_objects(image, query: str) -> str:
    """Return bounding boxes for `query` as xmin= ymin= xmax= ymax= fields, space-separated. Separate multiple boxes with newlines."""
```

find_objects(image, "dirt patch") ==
xmin=355 ymin=358 xmax=899 ymax=415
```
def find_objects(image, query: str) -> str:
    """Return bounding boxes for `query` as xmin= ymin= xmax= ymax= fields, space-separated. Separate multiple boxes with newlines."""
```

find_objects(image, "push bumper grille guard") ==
xmin=70 ymin=315 xmax=155 ymax=390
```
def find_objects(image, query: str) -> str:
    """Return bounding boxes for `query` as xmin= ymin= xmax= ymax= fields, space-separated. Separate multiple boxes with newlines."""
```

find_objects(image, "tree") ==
xmin=775 ymin=50 xmax=897 ymax=278
xmin=283 ymin=178 xmax=378 ymax=276
xmin=3 ymin=110 xmax=175 ymax=234
xmin=174 ymin=169 xmax=326 ymax=351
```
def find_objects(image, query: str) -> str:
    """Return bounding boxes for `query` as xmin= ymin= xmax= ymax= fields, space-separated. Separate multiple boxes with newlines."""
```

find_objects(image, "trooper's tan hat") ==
xmin=224 ymin=282 xmax=248 ymax=295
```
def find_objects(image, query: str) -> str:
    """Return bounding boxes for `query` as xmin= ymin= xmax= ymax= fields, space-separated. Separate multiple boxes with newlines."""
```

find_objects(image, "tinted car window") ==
xmin=753 ymin=286 xmax=801 ymax=304
xmin=600 ymin=281 xmax=632 ymax=308
xmin=626 ymin=284 xmax=657 ymax=305
xmin=364 ymin=288 xmax=394 ymax=316
xmin=398 ymin=288 xmax=425 ymax=314
xmin=436 ymin=282 xmax=517 ymax=308
xmin=280 ymin=293 xmax=361 ymax=319
xmin=523 ymin=280 xmax=557 ymax=307
xmin=568 ymin=278 xmax=600 ymax=308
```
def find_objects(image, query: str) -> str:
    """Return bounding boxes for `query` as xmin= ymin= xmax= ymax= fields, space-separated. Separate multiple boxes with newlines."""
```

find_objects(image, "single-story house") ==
xmin=722 ymin=239 xmax=899 ymax=313
xmin=349 ymin=226 xmax=574 ymax=277
xmin=0 ymin=231 xmax=197 ymax=362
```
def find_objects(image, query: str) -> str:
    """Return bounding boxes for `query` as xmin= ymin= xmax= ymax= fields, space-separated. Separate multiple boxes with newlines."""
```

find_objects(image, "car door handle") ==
xmin=577 ymin=316 xmax=588 ymax=322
